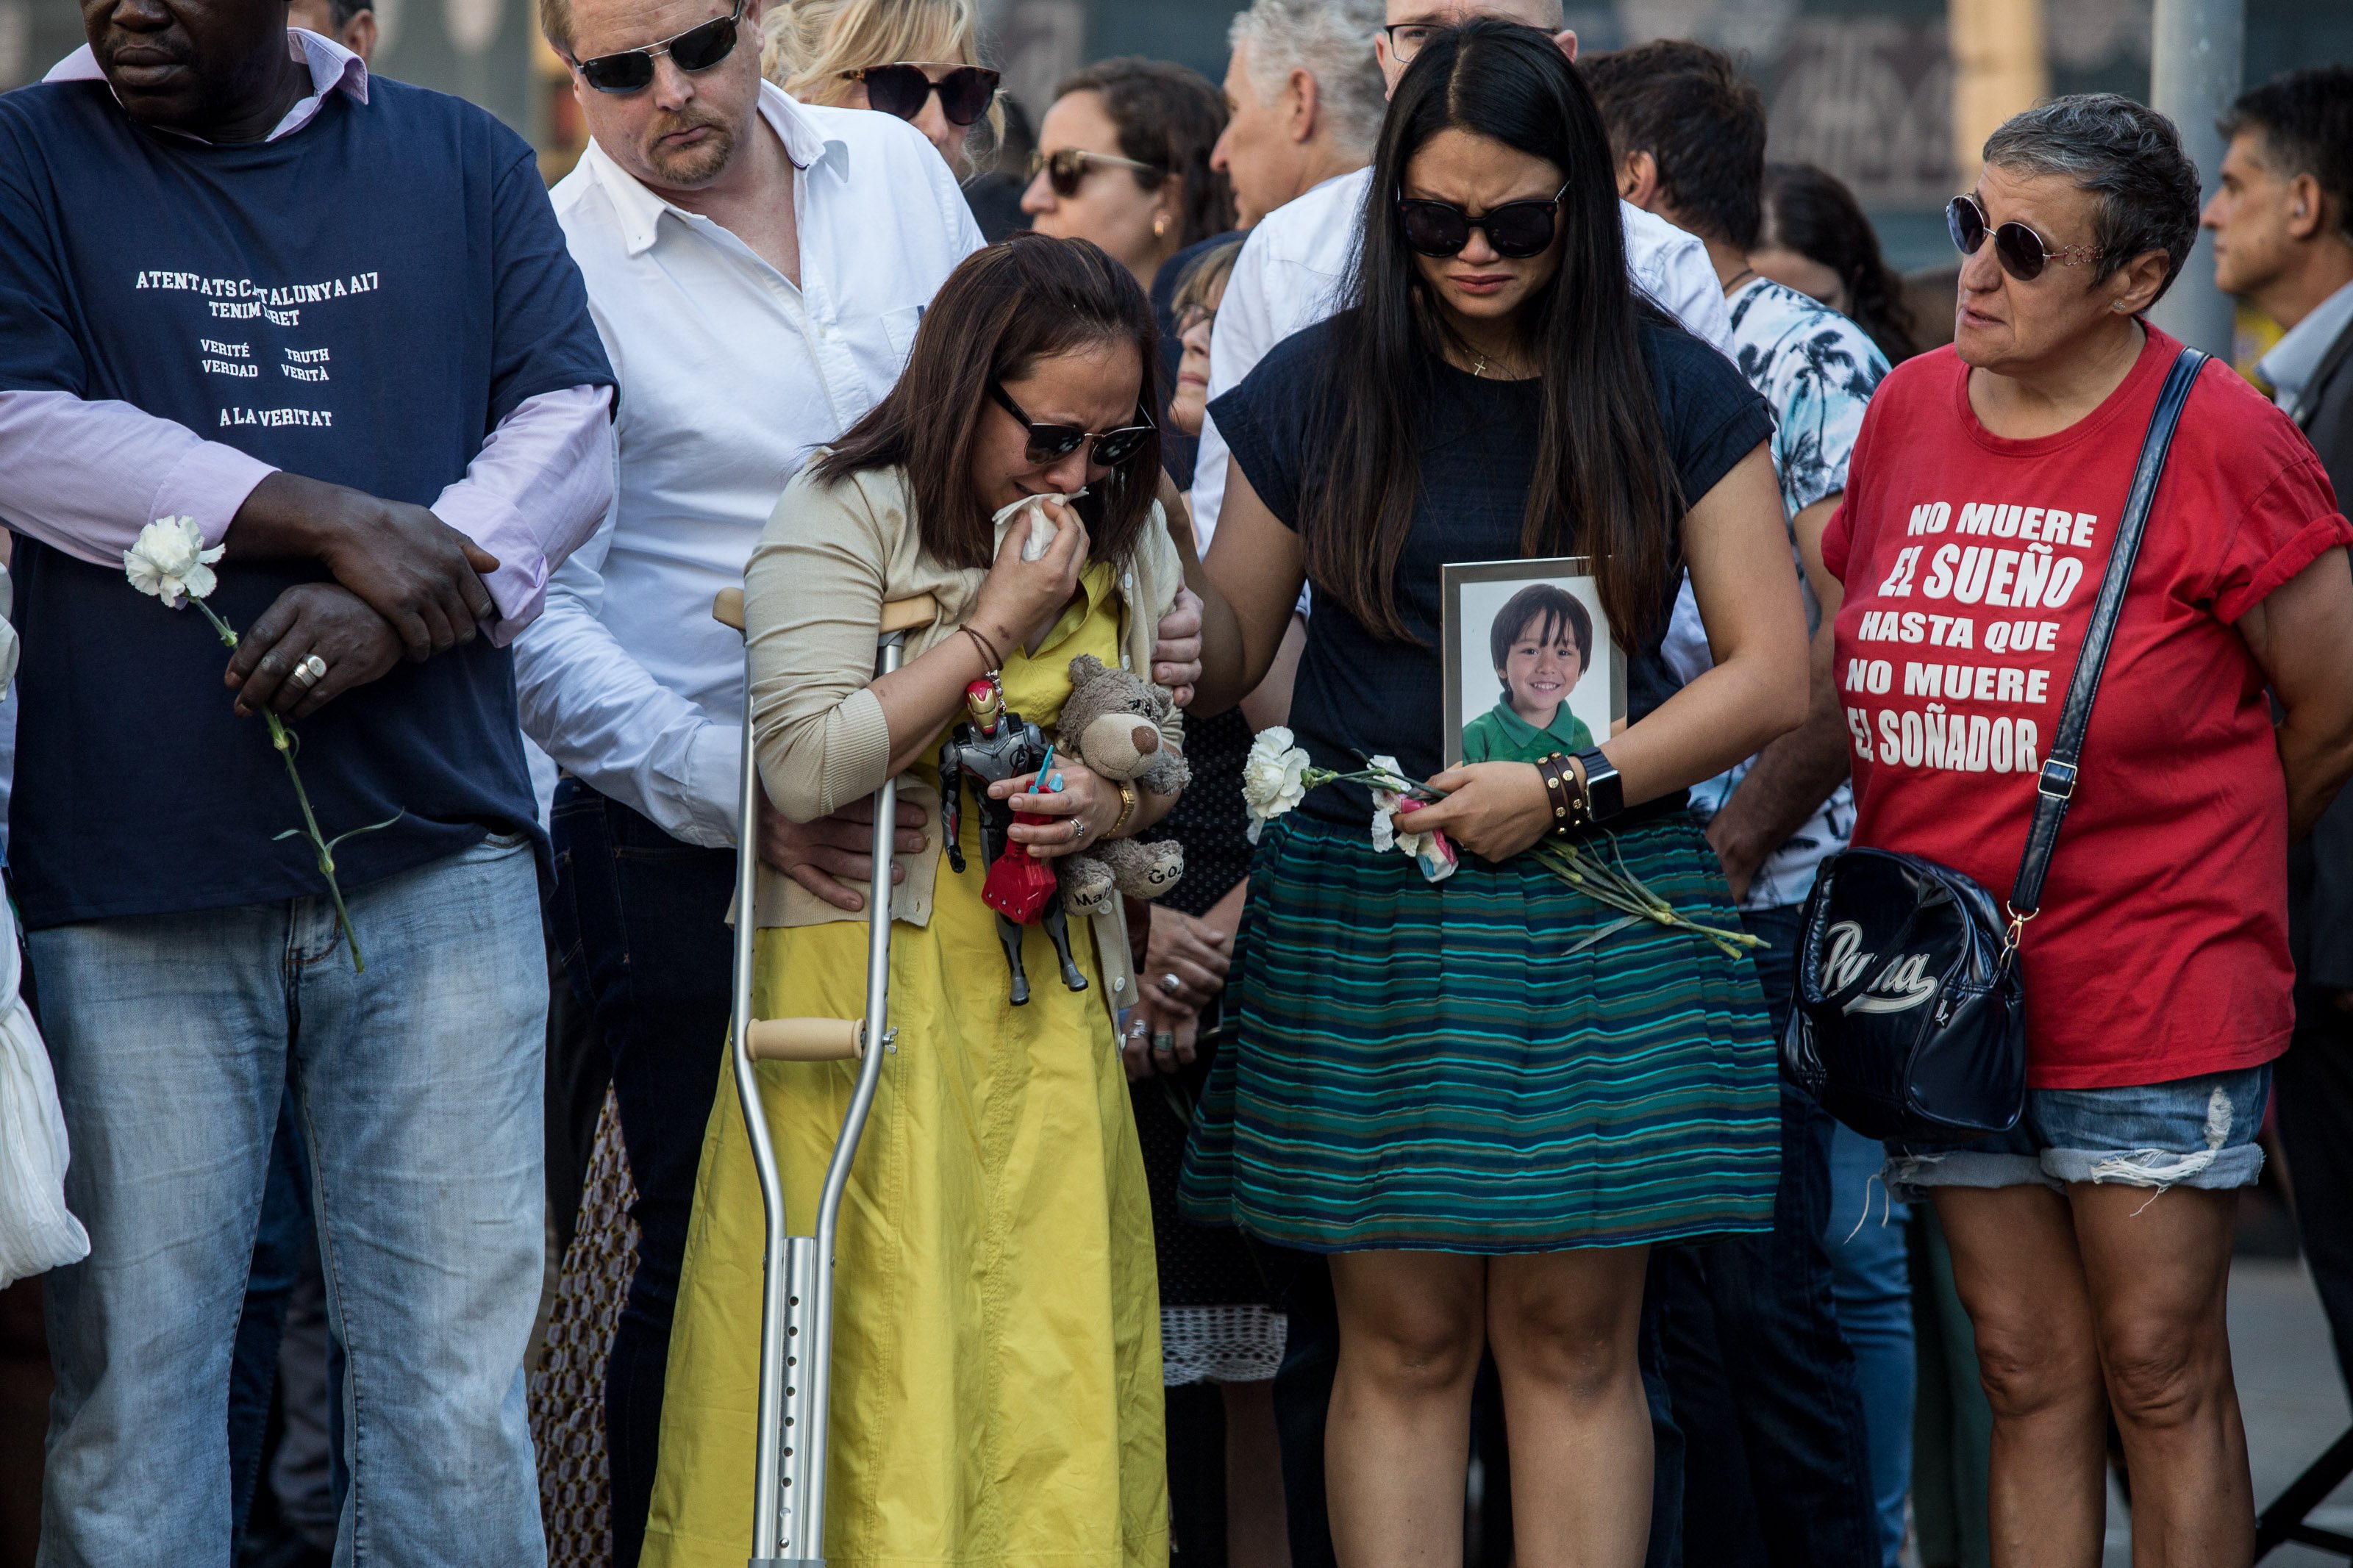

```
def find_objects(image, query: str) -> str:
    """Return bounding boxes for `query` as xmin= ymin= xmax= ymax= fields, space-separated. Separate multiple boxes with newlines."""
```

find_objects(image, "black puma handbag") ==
xmin=1779 ymin=348 xmax=2206 ymax=1144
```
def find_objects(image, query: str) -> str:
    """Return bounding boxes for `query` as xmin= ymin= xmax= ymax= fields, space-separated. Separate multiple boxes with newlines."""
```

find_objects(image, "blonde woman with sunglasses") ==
xmin=762 ymin=0 xmax=1002 ymax=169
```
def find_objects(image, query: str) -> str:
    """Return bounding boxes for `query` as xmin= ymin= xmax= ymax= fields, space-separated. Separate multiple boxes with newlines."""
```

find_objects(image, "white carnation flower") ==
xmin=1240 ymin=726 xmax=1310 ymax=844
xmin=124 ymin=515 xmax=224 ymax=608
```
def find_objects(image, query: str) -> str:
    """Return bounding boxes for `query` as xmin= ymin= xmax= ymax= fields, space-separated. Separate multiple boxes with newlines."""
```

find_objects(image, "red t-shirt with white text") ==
xmin=1822 ymin=326 xmax=2351 ymax=1089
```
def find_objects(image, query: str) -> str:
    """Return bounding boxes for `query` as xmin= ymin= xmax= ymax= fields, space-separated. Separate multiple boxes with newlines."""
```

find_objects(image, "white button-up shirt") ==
xmin=1188 ymin=165 xmax=1734 ymax=548
xmin=515 ymin=85 xmax=984 ymax=846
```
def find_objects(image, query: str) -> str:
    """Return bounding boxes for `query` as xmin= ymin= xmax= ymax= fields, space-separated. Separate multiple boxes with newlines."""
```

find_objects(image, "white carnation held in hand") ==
xmin=123 ymin=515 xmax=224 ymax=607
xmin=121 ymin=516 xmax=397 ymax=970
xmin=1240 ymin=726 xmax=1312 ymax=843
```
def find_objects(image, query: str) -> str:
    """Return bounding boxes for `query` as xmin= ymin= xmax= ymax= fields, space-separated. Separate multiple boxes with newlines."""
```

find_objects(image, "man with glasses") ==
xmin=0 ymin=0 xmax=614 ymax=1562
xmin=518 ymin=4 xmax=1202 ymax=1561
xmin=1187 ymin=0 xmax=1732 ymax=550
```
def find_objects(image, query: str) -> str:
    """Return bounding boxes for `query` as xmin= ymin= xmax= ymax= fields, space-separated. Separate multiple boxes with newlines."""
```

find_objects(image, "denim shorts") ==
xmin=1884 ymin=1064 xmax=2271 ymax=1201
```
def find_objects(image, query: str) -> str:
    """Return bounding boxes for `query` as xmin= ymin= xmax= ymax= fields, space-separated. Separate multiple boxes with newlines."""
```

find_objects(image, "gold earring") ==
xmin=1153 ymin=212 xmax=1168 ymax=238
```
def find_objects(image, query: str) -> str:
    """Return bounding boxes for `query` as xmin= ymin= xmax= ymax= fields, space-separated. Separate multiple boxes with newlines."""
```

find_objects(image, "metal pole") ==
xmin=733 ymin=684 xmax=793 ymax=1564
xmin=2148 ymin=0 xmax=2245 ymax=358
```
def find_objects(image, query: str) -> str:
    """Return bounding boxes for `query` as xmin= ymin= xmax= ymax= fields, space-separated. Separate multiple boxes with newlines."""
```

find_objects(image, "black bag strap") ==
xmin=2007 ymin=346 xmax=2207 ymax=926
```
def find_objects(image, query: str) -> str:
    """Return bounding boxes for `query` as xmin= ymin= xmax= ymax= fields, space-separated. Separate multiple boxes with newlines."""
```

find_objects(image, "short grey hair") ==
xmin=1227 ymin=0 xmax=1389 ymax=160
xmin=1980 ymin=93 xmax=2202 ymax=302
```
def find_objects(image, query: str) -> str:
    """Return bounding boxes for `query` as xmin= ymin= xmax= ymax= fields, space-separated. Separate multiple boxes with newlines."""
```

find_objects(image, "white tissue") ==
xmin=992 ymin=490 xmax=1088 ymax=562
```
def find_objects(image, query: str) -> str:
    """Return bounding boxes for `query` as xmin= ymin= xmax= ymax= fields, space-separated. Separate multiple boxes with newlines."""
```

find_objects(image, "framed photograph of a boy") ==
xmin=1441 ymin=556 xmax=1627 ymax=770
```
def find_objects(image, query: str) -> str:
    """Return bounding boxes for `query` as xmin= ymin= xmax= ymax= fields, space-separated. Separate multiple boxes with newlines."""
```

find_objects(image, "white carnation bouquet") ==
xmin=124 ymin=518 xmax=396 ymax=970
xmin=1242 ymin=728 xmax=1759 ymax=958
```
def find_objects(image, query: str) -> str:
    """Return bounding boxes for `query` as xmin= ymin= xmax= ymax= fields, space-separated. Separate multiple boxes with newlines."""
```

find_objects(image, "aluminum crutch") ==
xmin=712 ymin=585 xmax=940 ymax=1568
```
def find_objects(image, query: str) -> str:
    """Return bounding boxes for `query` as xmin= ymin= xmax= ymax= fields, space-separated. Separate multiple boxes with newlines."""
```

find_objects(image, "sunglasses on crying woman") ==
xmin=568 ymin=0 xmax=744 ymax=93
xmin=988 ymin=382 xmax=1155 ymax=468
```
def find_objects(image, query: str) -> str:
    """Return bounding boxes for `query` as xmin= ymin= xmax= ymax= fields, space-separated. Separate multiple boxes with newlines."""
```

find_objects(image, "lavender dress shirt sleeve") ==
xmin=0 ymin=383 xmax=613 ymax=642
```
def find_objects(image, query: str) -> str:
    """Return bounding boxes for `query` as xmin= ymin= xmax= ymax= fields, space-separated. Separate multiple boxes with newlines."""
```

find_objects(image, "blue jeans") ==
xmin=228 ymin=1090 xmax=313 ymax=1542
xmin=32 ymin=836 xmax=548 ymax=1568
xmin=1657 ymin=904 xmax=1879 ymax=1568
xmin=547 ymin=781 xmax=735 ymax=1568
xmin=1824 ymin=1122 xmax=1913 ymax=1568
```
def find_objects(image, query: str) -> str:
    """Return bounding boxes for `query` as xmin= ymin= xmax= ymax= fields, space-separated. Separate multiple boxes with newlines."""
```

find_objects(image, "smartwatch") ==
xmin=1573 ymin=747 xmax=1624 ymax=824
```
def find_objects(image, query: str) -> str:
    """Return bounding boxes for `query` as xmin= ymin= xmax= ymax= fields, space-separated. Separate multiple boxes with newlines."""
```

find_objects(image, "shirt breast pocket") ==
xmin=881 ymin=305 xmax=924 ymax=375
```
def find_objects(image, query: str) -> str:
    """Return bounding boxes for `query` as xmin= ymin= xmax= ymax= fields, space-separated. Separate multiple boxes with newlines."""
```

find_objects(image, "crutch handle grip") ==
xmin=713 ymin=589 xmax=938 ymax=637
xmin=746 ymin=1017 xmax=865 ymax=1062
xmin=878 ymin=594 xmax=940 ymax=634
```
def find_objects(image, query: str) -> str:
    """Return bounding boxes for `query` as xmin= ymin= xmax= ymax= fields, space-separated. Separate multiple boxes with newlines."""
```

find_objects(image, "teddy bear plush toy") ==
xmin=1055 ymin=654 xmax=1190 ymax=916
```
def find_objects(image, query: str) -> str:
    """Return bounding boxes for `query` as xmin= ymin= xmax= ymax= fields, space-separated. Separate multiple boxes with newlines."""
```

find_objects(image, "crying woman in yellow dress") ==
xmin=640 ymin=233 xmax=1193 ymax=1568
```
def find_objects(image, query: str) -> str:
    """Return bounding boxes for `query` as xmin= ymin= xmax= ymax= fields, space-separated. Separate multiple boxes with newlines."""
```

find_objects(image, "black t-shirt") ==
xmin=1210 ymin=311 xmax=1770 ymax=826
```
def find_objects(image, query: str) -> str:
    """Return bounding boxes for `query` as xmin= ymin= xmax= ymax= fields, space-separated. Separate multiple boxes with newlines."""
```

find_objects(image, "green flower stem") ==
xmin=1302 ymin=763 xmax=1761 ymax=960
xmin=191 ymin=599 xmax=368 ymax=972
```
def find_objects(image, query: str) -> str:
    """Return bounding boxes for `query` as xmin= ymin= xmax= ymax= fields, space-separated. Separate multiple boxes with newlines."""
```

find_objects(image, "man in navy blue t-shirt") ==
xmin=0 ymin=1 xmax=614 ymax=1561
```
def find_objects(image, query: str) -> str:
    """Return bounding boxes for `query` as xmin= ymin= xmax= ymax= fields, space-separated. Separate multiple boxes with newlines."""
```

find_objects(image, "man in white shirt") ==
xmin=1188 ymin=0 xmax=1732 ymax=548
xmin=515 ymin=4 xmax=972 ymax=1561
xmin=514 ymin=4 xmax=1201 ymax=1559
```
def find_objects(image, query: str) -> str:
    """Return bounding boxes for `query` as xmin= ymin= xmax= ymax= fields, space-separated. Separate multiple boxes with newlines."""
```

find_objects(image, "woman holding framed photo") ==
xmin=1178 ymin=21 xmax=1808 ymax=1564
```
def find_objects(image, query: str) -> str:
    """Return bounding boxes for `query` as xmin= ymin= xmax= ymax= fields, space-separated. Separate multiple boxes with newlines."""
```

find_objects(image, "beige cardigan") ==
xmin=743 ymin=461 xmax=1186 ymax=941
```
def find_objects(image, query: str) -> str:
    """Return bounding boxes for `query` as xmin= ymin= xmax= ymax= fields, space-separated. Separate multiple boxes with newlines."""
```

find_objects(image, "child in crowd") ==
xmin=1460 ymin=583 xmax=1596 ymax=762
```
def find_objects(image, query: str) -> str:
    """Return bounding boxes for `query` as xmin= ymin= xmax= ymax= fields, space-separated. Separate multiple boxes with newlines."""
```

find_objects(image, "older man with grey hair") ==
xmin=1211 ymin=0 xmax=1387 ymax=229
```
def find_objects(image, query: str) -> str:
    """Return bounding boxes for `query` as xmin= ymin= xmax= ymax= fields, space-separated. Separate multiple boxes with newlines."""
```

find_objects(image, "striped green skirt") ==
xmin=1177 ymin=813 xmax=1780 ymax=1253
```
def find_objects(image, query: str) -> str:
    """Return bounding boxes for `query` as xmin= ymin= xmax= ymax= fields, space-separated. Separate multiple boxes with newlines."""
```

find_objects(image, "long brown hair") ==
xmin=1303 ymin=21 xmax=1682 ymax=645
xmin=815 ymin=232 xmax=1163 ymax=569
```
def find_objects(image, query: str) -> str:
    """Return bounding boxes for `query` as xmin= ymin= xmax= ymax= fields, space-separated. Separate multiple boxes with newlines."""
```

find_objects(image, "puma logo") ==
xmin=1822 ymin=921 xmax=1939 ymax=1016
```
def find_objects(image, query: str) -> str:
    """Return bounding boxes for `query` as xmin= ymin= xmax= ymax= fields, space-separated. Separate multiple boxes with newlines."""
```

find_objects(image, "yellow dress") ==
xmin=643 ymin=565 xmax=1168 ymax=1568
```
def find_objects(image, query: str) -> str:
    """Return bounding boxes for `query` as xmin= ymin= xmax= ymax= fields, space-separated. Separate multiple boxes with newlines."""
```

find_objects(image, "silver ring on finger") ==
xmin=1069 ymin=817 xmax=1088 ymax=843
xmin=290 ymin=654 xmax=328 ymax=689
xmin=1151 ymin=1033 xmax=1176 ymax=1055
xmin=1160 ymin=972 xmax=1182 ymax=996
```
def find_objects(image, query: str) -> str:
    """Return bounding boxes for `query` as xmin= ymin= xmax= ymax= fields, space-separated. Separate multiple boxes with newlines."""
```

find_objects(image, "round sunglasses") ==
xmin=569 ymin=0 xmax=743 ymax=94
xmin=840 ymin=63 xmax=999 ymax=127
xmin=1026 ymin=146 xmax=1163 ymax=199
xmin=988 ymin=382 xmax=1154 ymax=468
xmin=1947 ymin=194 xmax=2102 ymax=282
xmin=1396 ymin=181 xmax=1571 ymax=259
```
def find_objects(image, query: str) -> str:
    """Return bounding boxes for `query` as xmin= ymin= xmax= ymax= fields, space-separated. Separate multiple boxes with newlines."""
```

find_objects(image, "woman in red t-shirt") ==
xmin=1813 ymin=96 xmax=2353 ymax=1561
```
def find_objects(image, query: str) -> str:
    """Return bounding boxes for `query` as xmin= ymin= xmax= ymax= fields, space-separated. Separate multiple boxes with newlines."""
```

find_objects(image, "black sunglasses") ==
xmin=569 ymin=0 xmax=743 ymax=95
xmin=1396 ymin=181 xmax=1571 ymax=259
xmin=1947 ymin=194 xmax=2102 ymax=282
xmin=988 ymin=382 xmax=1154 ymax=468
xmin=1026 ymin=146 xmax=1163 ymax=199
xmin=842 ymin=63 xmax=999 ymax=127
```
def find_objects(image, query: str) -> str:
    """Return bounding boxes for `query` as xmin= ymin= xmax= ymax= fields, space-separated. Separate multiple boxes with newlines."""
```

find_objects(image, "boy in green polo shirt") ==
xmin=1461 ymin=584 xmax=1597 ymax=762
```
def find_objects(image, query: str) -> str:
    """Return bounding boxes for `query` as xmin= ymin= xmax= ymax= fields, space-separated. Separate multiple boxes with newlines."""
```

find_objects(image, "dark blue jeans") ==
xmin=1655 ymin=903 xmax=1879 ymax=1568
xmin=549 ymin=781 xmax=737 ymax=1568
xmin=1265 ymin=1242 xmax=1687 ymax=1568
